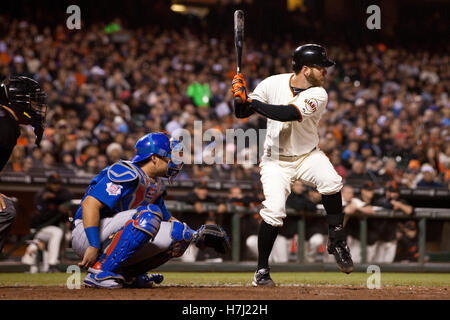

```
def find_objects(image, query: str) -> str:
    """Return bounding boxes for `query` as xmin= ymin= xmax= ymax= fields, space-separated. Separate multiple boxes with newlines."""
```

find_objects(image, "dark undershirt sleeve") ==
xmin=233 ymin=100 xmax=255 ymax=118
xmin=250 ymin=99 xmax=302 ymax=122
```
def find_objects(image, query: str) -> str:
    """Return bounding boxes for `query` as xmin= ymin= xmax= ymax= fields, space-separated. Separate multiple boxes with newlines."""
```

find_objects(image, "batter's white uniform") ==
xmin=249 ymin=73 xmax=343 ymax=227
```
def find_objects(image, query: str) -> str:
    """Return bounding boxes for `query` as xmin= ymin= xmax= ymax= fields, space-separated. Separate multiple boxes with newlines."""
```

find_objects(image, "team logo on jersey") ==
xmin=106 ymin=182 xmax=123 ymax=196
xmin=304 ymin=98 xmax=318 ymax=113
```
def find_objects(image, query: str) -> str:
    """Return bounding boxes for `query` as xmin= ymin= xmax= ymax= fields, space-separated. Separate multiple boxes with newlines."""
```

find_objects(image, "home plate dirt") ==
xmin=0 ymin=285 xmax=449 ymax=300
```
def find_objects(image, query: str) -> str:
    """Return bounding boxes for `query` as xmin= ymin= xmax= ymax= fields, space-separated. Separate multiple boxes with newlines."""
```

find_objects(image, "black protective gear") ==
xmin=193 ymin=224 xmax=231 ymax=254
xmin=0 ymin=76 xmax=48 ymax=146
xmin=292 ymin=44 xmax=335 ymax=73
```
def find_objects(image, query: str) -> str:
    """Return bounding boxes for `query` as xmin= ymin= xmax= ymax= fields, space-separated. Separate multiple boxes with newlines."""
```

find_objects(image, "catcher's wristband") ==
xmin=84 ymin=226 xmax=101 ymax=249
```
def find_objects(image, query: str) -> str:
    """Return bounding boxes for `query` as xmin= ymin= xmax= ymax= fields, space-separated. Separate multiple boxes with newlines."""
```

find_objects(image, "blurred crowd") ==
xmin=1 ymin=10 xmax=449 ymax=267
xmin=0 ymin=15 xmax=448 ymax=190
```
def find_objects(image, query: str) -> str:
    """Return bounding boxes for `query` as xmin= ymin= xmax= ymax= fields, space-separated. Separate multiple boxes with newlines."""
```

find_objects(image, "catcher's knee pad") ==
xmin=133 ymin=204 xmax=163 ymax=239
xmin=169 ymin=220 xmax=194 ymax=257
xmin=94 ymin=205 xmax=162 ymax=273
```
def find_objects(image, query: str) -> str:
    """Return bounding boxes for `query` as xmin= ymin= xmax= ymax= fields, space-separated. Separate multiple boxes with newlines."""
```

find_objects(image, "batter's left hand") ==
xmin=232 ymin=73 xmax=252 ymax=104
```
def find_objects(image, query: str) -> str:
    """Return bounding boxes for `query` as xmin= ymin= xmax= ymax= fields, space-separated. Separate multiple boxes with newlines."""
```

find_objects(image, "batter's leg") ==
xmin=295 ymin=150 xmax=353 ymax=273
xmin=253 ymin=159 xmax=293 ymax=287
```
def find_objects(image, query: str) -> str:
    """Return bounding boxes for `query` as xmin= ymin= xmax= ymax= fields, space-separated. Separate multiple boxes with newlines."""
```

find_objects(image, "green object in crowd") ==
xmin=187 ymin=82 xmax=212 ymax=107
xmin=104 ymin=22 xmax=121 ymax=34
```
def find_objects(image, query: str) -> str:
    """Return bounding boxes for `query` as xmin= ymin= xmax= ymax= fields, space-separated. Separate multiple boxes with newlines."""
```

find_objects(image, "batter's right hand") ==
xmin=78 ymin=246 xmax=100 ymax=269
xmin=232 ymin=73 xmax=252 ymax=104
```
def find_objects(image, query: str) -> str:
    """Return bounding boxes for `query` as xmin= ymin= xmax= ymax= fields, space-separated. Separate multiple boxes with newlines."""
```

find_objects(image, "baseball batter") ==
xmin=232 ymin=44 xmax=353 ymax=286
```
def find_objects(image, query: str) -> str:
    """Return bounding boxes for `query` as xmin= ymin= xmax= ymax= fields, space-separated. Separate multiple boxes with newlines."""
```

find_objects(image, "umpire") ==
xmin=0 ymin=76 xmax=48 ymax=252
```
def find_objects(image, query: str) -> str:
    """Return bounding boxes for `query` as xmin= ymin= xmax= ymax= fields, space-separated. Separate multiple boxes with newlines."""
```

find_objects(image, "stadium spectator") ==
xmin=21 ymin=173 xmax=73 ymax=272
xmin=394 ymin=220 xmax=419 ymax=262
xmin=214 ymin=186 xmax=254 ymax=261
xmin=416 ymin=163 xmax=445 ymax=188
xmin=341 ymin=185 xmax=366 ymax=263
xmin=343 ymin=183 xmax=377 ymax=263
xmin=345 ymin=160 xmax=372 ymax=184
xmin=368 ymin=182 xmax=414 ymax=263
xmin=285 ymin=181 xmax=325 ymax=262
xmin=177 ymin=181 xmax=217 ymax=262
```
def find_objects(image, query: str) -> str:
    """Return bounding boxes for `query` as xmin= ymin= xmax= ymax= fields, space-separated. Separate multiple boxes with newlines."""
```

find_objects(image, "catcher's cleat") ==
xmin=327 ymin=239 xmax=353 ymax=274
xmin=252 ymin=268 xmax=275 ymax=287
xmin=84 ymin=268 xmax=123 ymax=289
xmin=124 ymin=273 xmax=164 ymax=288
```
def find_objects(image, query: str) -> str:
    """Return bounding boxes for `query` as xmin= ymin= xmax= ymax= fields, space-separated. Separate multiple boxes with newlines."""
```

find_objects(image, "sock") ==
xmin=257 ymin=220 xmax=279 ymax=270
xmin=321 ymin=192 xmax=344 ymax=227
xmin=322 ymin=192 xmax=347 ymax=243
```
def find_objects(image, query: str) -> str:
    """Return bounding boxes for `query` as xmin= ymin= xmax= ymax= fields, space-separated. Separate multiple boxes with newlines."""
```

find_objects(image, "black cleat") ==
xmin=327 ymin=239 xmax=353 ymax=274
xmin=252 ymin=268 xmax=275 ymax=287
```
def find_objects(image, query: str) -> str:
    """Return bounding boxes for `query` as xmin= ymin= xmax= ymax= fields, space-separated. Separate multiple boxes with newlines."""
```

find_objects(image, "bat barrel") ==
xmin=234 ymin=10 xmax=244 ymax=33
xmin=234 ymin=10 xmax=244 ymax=74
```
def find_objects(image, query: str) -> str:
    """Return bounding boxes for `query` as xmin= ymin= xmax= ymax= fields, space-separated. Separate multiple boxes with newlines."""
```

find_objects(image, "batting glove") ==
xmin=232 ymin=73 xmax=252 ymax=104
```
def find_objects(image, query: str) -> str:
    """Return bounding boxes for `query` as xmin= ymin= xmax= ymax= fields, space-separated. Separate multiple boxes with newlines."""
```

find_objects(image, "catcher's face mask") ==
xmin=166 ymin=137 xmax=184 ymax=183
xmin=0 ymin=76 xmax=48 ymax=146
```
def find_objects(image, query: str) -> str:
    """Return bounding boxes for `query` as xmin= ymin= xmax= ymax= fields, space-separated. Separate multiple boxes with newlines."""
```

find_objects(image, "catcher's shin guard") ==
xmin=92 ymin=205 xmax=163 ymax=279
xmin=121 ymin=220 xmax=195 ymax=279
xmin=170 ymin=220 xmax=195 ymax=257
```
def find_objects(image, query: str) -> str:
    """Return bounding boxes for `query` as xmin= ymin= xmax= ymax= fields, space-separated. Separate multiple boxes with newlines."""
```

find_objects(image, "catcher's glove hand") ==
xmin=232 ymin=73 xmax=252 ymax=104
xmin=193 ymin=224 xmax=231 ymax=254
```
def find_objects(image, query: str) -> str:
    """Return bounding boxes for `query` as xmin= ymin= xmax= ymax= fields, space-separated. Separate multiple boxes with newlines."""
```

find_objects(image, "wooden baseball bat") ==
xmin=234 ymin=10 xmax=244 ymax=104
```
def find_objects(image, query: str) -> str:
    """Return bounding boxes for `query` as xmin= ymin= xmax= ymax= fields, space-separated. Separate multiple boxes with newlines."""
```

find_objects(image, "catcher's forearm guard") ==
xmin=193 ymin=224 xmax=231 ymax=254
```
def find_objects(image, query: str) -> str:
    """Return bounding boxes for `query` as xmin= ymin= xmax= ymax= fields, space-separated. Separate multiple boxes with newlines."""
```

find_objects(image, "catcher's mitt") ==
xmin=193 ymin=224 xmax=231 ymax=254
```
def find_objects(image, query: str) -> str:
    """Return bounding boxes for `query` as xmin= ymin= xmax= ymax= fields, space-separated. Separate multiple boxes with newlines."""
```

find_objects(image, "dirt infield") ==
xmin=0 ymin=285 xmax=449 ymax=300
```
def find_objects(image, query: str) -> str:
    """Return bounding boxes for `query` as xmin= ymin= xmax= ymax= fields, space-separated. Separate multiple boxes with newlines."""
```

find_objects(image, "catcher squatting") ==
xmin=71 ymin=132 xmax=230 ymax=288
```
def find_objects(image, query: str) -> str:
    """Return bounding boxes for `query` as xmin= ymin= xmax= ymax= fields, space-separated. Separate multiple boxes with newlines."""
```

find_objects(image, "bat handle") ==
xmin=234 ymin=67 xmax=242 ymax=104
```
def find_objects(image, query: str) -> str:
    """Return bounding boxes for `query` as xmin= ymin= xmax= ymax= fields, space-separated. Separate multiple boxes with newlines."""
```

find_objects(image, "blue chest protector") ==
xmin=74 ymin=160 xmax=171 ymax=221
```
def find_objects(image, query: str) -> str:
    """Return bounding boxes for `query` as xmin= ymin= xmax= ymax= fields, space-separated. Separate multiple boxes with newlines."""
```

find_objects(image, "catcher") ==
xmin=71 ymin=132 xmax=230 ymax=288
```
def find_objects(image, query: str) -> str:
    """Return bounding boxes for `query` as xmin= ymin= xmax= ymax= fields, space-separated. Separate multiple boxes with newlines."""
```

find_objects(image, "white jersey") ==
xmin=249 ymin=73 xmax=328 ymax=157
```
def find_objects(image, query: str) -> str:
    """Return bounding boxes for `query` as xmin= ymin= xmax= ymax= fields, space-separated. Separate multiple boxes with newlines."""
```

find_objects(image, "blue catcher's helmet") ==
xmin=131 ymin=132 xmax=183 ymax=181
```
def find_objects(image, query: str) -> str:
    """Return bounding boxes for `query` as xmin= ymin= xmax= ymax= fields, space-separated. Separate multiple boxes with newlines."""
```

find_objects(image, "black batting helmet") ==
xmin=292 ymin=44 xmax=335 ymax=73
xmin=0 ymin=76 xmax=48 ymax=146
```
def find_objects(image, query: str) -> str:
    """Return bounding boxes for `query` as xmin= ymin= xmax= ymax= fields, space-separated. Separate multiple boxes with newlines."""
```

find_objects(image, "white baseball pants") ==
xmin=259 ymin=149 xmax=343 ymax=227
xmin=72 ymin=210 xmax=176 ymax=266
